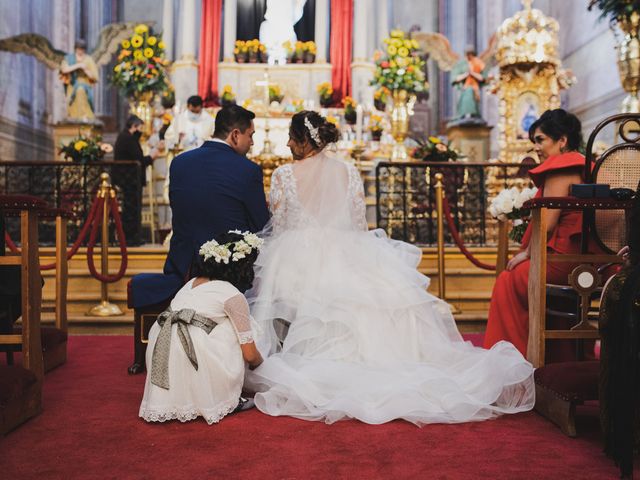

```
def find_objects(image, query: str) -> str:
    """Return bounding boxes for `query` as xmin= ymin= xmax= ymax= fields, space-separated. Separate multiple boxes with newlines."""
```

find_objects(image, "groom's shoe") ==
xmin=231 ymin=396 xmax=255 ymax=414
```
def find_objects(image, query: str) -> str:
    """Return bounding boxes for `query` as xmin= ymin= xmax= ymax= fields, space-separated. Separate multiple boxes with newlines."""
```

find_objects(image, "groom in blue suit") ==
xmin=131 ymin=105 xmax=269 ymax=308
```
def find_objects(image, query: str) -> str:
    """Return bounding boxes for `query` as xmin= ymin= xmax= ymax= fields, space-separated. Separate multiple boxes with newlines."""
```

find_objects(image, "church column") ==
xmin=51 ymin=0 xmax=75 ymax=124
xmin=222 ymin=0 xmax=237 ymax=62
xmin=172 ymin=0 xmax=199 ymax=104
xmin=314 ymin=0 xmax=329 ymax=63
xmin=375 ymin=0 xmax=389 ymax=49
xmin=162 ymin=0 xmax=175 ymax=61
xmin=351 ymin=0 xmax=375 ymax=105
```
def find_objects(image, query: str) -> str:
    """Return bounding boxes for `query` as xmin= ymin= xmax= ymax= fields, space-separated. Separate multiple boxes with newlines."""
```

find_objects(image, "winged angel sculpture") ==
xmin=411 ymin=32 xmax=497 ymax=125
xmin=0 ymin=23 xmax=138 ymax=121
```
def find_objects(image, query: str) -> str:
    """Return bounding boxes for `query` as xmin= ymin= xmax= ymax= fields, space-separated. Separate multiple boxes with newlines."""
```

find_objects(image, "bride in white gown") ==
xmin=245 ymin=111 xmax=535 ymax=425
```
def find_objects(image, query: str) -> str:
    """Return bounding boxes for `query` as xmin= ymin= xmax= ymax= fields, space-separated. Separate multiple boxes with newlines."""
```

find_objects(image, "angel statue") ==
xmin=411 ymin=32 xmax=496 ymax=125
xmin=0 ymin=23 xmax=137 ymax=122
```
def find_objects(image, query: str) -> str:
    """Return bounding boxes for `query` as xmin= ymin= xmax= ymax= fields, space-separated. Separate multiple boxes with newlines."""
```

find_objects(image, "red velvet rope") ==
xmin=4 ymin=195 xmax=103 ymax=270
xmin=441 ymin=196 xmax=496 ymax=271
xmin=85 ymin=194 xmax=128 ymax=283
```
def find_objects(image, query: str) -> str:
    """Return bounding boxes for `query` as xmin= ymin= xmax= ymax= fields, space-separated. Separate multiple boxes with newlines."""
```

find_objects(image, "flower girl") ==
xmin=139 ymin=230 xmax=264 ymax=424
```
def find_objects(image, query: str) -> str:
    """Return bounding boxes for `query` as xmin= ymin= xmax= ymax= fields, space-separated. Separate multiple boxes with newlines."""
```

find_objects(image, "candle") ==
xmin=355 ymin=105 xmax=363 ymax=143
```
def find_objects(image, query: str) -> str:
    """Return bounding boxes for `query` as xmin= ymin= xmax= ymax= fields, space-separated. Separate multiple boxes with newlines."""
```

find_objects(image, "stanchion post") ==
xmin=435 ymin=173 xmax=446 ymax=300
xmin=87 ymin=173 xmax=123 ymax=317
xmin=434 ymin=173 xmax=460 ymax=314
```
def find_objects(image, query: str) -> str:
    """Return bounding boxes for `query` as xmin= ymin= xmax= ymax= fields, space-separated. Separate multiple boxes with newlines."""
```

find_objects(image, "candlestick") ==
xmin=355 ymin=105 xmax=363 ymax=143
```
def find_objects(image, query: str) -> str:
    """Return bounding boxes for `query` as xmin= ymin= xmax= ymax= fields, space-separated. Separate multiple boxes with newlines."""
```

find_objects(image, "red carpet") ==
xmin=1 ymin=336 xmax=623 ymax=479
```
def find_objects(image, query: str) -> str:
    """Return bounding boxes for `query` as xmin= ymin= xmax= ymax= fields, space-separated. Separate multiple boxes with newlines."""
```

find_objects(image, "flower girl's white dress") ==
xmin=245 ymin=152 xmax=535 ymax=425
xmin=139 ymin=279 xmax=255 ymax=424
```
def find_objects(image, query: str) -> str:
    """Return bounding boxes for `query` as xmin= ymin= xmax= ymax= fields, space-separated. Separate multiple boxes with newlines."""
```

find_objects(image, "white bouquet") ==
xmin=488 ymin=186 xmax=538 ymax=243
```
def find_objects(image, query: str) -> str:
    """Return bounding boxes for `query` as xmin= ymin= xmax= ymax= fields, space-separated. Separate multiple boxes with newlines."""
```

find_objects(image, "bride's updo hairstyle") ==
xmin=528 ymin=108 xmax=583 ymax=152
xmin=192 ymin=231 xmax=263 ymax=293
xmin=290 ymin=110 xmax=340 ymax=150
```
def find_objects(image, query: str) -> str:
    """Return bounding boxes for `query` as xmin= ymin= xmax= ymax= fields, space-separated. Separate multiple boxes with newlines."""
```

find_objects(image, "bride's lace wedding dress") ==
xmin=245 ymin=152 xmax=534 ymax=425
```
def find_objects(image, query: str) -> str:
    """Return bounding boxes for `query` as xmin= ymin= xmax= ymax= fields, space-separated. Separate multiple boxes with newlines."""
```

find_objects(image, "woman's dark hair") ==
xmin=528 ymin=108 xmax=583 ymax=152
xmin=125 ymin=115 xmax=144 ymax=130
xmin=290 ymin=110 xmax=340 ymax=149
xmin=213 ymin=105 xmax=256 ymax=139
xmin=192 ymin=232 xmax=259 ymax=293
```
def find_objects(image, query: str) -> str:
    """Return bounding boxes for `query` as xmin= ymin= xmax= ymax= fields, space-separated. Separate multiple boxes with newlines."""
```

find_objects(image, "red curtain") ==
xmin=329 ymin=0 xmax=353 ymax=104
xmin=198 ymin=0 xmax=223 ymax=105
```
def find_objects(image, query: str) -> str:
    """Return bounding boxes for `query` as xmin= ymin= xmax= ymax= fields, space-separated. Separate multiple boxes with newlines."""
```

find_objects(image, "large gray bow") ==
xmin=150 ymin=308 xmax=218 ymax=390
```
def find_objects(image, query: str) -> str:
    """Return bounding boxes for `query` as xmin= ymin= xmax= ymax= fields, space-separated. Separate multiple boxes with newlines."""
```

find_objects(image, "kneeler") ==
xmin=127 ymin=279 xmax=171 ymax=374
xmin=0 ymin=195 xmax=46 ymax=435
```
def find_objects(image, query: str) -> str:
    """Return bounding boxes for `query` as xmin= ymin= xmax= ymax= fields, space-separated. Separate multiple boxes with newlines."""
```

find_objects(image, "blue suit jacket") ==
xmin=131 ymin=141 xmax=270 ymax=307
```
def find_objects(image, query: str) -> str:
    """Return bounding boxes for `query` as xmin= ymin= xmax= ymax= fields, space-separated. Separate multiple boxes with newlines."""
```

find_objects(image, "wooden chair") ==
xmin=0 ymin=195 xmax=46 ymax=435
xmin=528 ymin=113 xmax=640 ymax=436
xmin=1 ymin=207 xmax=72 ymax=372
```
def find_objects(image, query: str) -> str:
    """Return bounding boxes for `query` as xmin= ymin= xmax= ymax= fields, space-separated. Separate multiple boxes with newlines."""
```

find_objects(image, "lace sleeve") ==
xmin=269 ymin=167 xmax=286 ymax=232
xmin=348 ymin=164 xmax=368 ymax=231
xmin=223 ymin=294 xmax=254 ymax=344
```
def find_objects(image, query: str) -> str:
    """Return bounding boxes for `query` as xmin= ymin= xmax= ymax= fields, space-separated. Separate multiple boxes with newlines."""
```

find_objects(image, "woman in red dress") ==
xmin=484 ymin=109 xmax=588 ymax=356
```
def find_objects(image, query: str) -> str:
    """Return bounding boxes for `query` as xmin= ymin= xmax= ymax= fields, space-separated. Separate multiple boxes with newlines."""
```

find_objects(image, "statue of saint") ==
xmin=412 ymin=33 xmax=497 ymax=125
xmin=259 ymin=0 xmax=307 ymax=64
xmin=450 ymin=46 xmax=487 ymax=122
xmin=59 ymin=40 xmax=99 ymax=120
xmin=0 ymin=23 xmax=138 ymax=122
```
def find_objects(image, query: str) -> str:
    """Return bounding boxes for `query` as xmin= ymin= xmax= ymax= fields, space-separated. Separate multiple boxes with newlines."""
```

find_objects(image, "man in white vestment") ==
xmin=165 ymin=95 xmax=215 ymax=151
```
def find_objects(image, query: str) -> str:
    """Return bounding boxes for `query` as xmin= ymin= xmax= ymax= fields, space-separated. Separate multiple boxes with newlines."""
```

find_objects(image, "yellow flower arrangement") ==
xmin=234 ymin=39 xmax=266 ymax=62
xmin=317 ymin=82 xmax=334 ymax=106
xmin=220 ymin=84 xmax=236 ymax=105
xmin=131 ymin=35 xmax=143 ymax=48
xmin=269 ymin=84 xmax=283 ymax=103
xmin=372 ymin=29 xmax=427 ymax=95
xmin=74 ymin=140 xmax=88 ymax=151
xmin=342 ymin=96 xmax=356 ymax=109
xmin=60 ymin=135 xmax=108 ymax=163
xmin=342 ymin=96 xmax=357 ymax=124
xmin=326 ymin=115 xmax=340 ymax=128
xmin=111 ymin=25 xmax=172 ymax=100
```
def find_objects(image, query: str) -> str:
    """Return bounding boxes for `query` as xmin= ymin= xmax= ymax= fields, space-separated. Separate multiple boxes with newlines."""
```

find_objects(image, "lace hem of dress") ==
xmin=139 ymin=400 xmax=239 ymax=425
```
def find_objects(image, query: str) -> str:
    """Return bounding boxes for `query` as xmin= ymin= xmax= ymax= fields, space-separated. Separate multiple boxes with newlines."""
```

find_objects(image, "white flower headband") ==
xmin=199 ymin=230 xmax=264 ymax=265
xmin=304 ymin=117 xmax=322 ymax=146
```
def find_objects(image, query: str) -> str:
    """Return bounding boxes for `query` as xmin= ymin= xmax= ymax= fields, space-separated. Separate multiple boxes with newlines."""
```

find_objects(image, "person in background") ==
xmin=484 ymin=109 xmax=597 ymax=357
xmin=114 ymin=115 xmax=163 ymax=245
xmin=164 ymin=95 xmax=215 ymax=151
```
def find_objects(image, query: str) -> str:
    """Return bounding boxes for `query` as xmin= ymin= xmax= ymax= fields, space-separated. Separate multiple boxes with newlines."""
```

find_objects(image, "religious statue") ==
xmin=259 ymin=0 xmax=307 ymax=65
xmin=0 ymin=23 xmax=138 ymax=122
xmin=412 ymin=32 xmax=496 ymax=125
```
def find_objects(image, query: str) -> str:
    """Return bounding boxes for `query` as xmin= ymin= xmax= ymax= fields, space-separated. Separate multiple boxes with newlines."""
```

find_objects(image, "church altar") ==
xmin=218 ymin=62 xmax=332 ymax=106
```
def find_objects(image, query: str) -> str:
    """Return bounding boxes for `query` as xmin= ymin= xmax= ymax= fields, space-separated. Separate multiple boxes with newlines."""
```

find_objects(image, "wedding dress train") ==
xmin=245 ymin=152 xmax=534 ymax=425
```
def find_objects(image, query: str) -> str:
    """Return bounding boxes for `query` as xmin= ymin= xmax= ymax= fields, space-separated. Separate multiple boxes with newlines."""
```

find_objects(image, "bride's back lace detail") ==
xmin=269 ymin=155 xmax=367 ymax=233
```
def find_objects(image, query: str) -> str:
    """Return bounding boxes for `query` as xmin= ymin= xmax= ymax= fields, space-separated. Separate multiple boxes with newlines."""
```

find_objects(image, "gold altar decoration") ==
xmin=390 ymin=89 xmax=410 ymax=161
xmin=617 ymin=12 xmax=640 ymax=113
xmin=128 ymin=91 xmax=154 ymax=140
xmin=491 ymin=0 xmax=575 ymax=163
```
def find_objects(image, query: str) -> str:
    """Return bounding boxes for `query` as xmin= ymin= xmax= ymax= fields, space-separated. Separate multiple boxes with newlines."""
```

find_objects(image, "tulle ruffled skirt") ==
xmin=245 ymin=228 xmax=535 ymax=425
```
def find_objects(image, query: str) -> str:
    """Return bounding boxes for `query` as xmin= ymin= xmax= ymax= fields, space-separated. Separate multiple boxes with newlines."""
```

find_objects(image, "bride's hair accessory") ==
xmin=199 ymin=230 xmax=264 ymax=264
xmin=304 ymin=116 xmax=322 ymax=146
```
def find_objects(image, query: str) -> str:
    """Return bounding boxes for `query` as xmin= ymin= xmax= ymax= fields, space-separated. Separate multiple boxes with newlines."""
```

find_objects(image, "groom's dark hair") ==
xmin=213 ymin=105 xmax=256 ymax=139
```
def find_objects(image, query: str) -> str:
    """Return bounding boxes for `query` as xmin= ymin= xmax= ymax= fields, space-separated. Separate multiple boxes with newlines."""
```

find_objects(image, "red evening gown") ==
xmin=483 ymin=152 xmax=591 ymax=356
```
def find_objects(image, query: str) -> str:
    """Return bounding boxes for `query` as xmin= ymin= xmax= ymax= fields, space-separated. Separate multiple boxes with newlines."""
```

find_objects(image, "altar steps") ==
xmin=36 ymin=246 xmax=504 ymax=334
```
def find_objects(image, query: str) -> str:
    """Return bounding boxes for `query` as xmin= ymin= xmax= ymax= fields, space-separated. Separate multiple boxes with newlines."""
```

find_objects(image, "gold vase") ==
xmin=390 ymin=89 xmax=410 ymax=162
xmin=617 ymin=12 xmax=640 ymax=113
xmin=128 ymin=91 xmax=155 ymax=140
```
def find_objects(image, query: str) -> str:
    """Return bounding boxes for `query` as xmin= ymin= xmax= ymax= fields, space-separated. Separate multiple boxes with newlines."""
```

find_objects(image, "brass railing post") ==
xmin=434 ymin=173 xmax=446 ymax=300
xmin=87 ymin=173 xmax=123 ymax=316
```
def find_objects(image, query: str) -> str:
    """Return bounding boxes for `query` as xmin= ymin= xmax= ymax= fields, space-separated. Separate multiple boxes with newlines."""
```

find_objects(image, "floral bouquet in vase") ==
xmin=342 ymin=96 xmax=357 ymax=125
xmin=60 ymin=135 xmax=112 ymax=163
xmin=220 ymin=85 xmax=236 ymax=107
xmin=111 ymin=24 xmax=171 ymax=101
xmin=488 ymin=186 xmax=539 ymax=243
xmin=269 ymin=84 xmax=284 ymax=104
xmin=410 ymin=136 xmax=462 ymax=162
xmin=368 ymin=114 xmax=385 ymax=141
xmin=317 ymin=82 xmax=334 ymax=107
xmin=370 ymin=29 xmax=427 ymax=95
xmin=373 ymin=86 xmax=390 ymax=111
